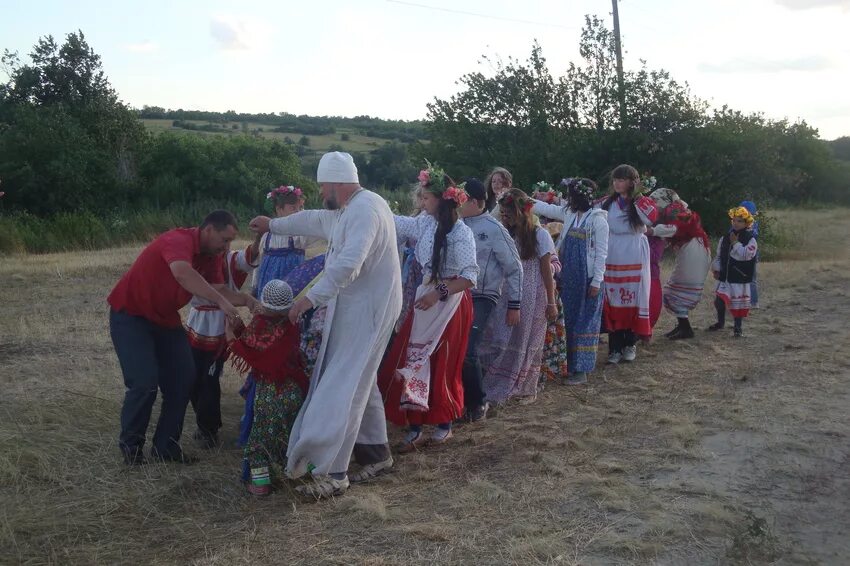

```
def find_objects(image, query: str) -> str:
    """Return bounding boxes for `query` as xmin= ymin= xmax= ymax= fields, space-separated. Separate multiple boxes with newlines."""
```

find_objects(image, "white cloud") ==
xmin=124 ymin=41 xmax=158 ymax=53
xmin=774 ymin=0 xmax=850 ymax=10
xmin=698 ymin=55 xmax=836 ymax=73
xmin=209 ymin=14 xmax=271 ymax=51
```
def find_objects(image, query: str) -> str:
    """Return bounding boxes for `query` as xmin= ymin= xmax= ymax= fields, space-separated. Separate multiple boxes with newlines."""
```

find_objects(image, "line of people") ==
xmin=108 ymin=151 xmax=760 ymax=500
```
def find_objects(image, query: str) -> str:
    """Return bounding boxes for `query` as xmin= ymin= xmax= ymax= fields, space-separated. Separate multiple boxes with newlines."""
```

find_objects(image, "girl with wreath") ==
xmin=378 ymin=163 xmax=477 ymax=452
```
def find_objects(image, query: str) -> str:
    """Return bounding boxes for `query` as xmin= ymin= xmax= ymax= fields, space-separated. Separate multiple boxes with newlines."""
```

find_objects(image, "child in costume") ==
xmin=185 ymin=245 xmax=257 ymax=448
xmin=739 ymin=200 xmax=760 ymax=308
xmin=709 ymin=206 xmax=758 ymax=337
xmin=227 ymin=279 xmax=308 ymax=496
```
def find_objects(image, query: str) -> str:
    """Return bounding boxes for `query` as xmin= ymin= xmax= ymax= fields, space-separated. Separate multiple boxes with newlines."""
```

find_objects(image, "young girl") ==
xmin=378 ymin=163 xmax=476 ymax=452
xmin=480 ymin=189 xmax=557 ymax=404
xmin=709 ymin=206 xmax=758 ymax=337
xmin=251 ymin=186 xmax=318 ymax=296
xmin=484 ymin=166 xmax=513 ymax=215
xmin=648 ymin=189 xmax=712 ymax=340
xmin=227 ymin=279 xmax=308 ymax=496
xmin=599 ymin=165 xmax=657 ymax=364
xmin=533 ymin=178 xmax=609 ymax=384
xmin=739 ymin=200 xmax=760 ymax=308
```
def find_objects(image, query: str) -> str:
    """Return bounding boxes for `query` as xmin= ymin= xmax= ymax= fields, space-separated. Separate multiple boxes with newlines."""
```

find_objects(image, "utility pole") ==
xmin=611 ymin=0 xmax=627 ymax=128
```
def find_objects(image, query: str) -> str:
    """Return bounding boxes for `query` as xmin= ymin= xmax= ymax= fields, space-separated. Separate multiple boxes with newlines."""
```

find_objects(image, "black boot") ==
xmin=733 ymin=317 xmax=743 ymax=338
xmin=708 ymin=297 xmax=726 ymax=331
xmin=670 ymin=317 xmax=694 ymax=340
xmin=664 ymin=321 xmax=681 ymax=338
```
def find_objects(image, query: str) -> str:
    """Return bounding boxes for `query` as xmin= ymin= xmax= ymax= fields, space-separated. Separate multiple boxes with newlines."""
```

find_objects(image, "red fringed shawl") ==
xmin=228 ymin=315 xmax=308 ymax=393
xmin=669 ymin=210 xmax=710 ymax=251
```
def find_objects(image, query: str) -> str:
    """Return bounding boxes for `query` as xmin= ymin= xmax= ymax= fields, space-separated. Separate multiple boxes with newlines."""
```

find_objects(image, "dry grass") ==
xmin=2 ymin=209 xmax=850 ymax=564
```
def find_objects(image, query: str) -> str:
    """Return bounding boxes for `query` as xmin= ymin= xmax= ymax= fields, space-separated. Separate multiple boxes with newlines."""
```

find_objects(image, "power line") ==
xmin=386 ymin=0 xmax=575 ymax=29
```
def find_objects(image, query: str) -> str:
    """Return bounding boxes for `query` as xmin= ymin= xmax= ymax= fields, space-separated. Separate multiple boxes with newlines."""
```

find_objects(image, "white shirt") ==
xmin=394 ymin=213 xmax=479 ymax=285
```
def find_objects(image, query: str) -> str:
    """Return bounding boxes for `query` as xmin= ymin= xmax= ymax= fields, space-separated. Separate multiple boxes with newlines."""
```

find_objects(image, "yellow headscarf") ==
xmin=728 ymin=206 xmax=754 ymax=227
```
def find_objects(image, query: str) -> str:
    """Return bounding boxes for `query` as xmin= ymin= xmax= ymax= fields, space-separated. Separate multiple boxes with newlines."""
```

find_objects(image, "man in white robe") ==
xmin=249 ymin=152 xmax=402 ymax=498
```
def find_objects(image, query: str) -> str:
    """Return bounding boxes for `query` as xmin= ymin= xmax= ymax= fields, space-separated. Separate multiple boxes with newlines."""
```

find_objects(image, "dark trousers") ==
xmin=110 ymin=310 xmax=195 ymax=459
xmin=189 ymin=348 xmax=224 ymax=437
xmin=461 ymin=297 xmax=496 ymax=410
xmin=608 ymin=330 xmax=637 ymax=354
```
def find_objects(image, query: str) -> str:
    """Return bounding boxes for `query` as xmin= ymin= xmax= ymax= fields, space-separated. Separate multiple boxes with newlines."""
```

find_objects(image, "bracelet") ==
xmin=436 ymin=283 xmax=449 ymax=301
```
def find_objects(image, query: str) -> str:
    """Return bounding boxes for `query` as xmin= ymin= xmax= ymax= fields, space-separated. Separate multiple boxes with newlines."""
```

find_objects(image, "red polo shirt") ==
xmin=108 ymin=228 xmax=224 ymax=328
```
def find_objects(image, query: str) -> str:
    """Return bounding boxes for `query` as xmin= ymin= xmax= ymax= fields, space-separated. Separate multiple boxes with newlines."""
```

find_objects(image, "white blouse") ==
xmin=394 ymin=214 xmax=479 ymax=285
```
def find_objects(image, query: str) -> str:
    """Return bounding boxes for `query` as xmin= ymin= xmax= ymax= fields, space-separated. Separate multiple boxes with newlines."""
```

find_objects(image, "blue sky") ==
xmin=2 ymin=0 xmax=848 ymax=138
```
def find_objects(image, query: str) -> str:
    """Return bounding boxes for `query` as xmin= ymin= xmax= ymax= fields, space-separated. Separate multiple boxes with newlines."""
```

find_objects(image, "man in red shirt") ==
xmin=108 ymin=210 xmax=253 ymax=465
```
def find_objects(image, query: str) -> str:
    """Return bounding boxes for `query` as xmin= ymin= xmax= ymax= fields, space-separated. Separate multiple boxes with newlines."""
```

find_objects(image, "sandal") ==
xmin=427 ymin=428 xmax=453 ymax=446
xmin=397 ymin=430 xmax=427 ymax=454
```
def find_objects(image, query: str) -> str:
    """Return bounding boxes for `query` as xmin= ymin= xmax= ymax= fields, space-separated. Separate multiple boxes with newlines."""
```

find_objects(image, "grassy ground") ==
xmin=1 ymin=209 xmax=849 ymax=564
xmin=141 ymin=119 xmax=391 ymax=153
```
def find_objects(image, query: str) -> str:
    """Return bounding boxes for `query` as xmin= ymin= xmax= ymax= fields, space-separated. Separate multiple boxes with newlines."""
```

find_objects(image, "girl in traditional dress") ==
xmin=533 ymin=178 xmax=609 ymax=384
xmin=251 ymin=186 xmax=317 ymax=295
xmin=599 ymin=165 xmax=658 ymax=364
xmin=396 ymin=185 xmax=425 ymax=332
xmin=378 ymin=163 xmax=477 ymax=452
xmin=227 ymin=279 xmax=308 ymax=496
xmin=709 ymin=206 xmax=758 ymax=337
xmin=647 ymin=189 xmax=712 ymax=340
xmin=480 ymin=189 xmax=557 ymax=404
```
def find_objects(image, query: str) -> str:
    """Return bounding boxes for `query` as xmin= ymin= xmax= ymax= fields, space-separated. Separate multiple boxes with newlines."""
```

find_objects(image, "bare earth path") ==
xmin=1 ymin=209 xmax=848 ymax=565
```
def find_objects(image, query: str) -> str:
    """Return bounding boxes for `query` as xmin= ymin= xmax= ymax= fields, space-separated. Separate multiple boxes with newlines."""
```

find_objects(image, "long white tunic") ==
xmin=269 ymin=189 xmax=403 ymax=477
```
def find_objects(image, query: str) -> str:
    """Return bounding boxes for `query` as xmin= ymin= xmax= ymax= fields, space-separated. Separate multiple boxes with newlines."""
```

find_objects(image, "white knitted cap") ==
xmin=316 ymin=151 xmax=359 ymax=184
xmin=260 ymin=280 xmax=294 ymax=312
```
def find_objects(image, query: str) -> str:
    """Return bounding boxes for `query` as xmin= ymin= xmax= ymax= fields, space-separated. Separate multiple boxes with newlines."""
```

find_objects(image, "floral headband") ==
xmin=498 ymin=192 xmax=534 ymax=214
xmin=267 ymin=185 xmax=303 ymax=200
xmin=532 ymin=181 xmax=561 ymax=204
xmin=560 ymin=177 xmax=595 ymax=201
xmin=418 ymin=160 xmax=468 ymax=206
xmin=641 ymin=174 xmax=658 ymax=191
xmin=728 ymin=206 xmax=754 ymax=226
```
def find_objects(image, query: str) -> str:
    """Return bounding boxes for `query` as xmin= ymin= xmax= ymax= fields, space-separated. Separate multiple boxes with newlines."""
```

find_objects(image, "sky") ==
xmin=2 ymin=0 xmax=848 ymax=139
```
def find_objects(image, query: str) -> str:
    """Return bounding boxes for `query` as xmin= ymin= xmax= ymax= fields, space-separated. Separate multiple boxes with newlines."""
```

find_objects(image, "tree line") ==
xmin=1 ymin=23 xmax=848 ymax=252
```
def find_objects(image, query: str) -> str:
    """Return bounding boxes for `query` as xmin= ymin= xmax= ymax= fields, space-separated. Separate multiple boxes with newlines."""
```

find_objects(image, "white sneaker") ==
xmin=295 ymin=476 xmax=349 ymax=499
xmin=349 ymin=457 xmax=394 ymax=484
xmin=607 ymin=351 xmax=622 ymax=364
xmin=622 ymin=345 xmax=637 ymax=362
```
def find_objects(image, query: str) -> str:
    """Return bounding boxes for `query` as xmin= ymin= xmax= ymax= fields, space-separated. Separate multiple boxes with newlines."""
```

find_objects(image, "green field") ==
xmin=141 ymin=118 xmax=392 ymax=153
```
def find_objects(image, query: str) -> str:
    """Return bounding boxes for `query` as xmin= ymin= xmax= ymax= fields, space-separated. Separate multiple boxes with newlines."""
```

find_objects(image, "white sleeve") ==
xmin=233 ymin=249 xmax=253 ymax=274
xmin=712 ymin=239 xmax=722 ymax=271
xmin=270 ymin=210 xmax=337 ymax=240
xmin=305 ymin=208 xmax=380 ymax=308
xmin=653 ymin=224 xmax=678 ymax=239
xmin=590 ymin=215 xmax=609 ymax=288
xmin=536 ymin=228 xmax=556 ymax=258
xmin=531 ymin=200 xmax=567 ymax=222
xmin=730 ymin=239 xmax=758 ymax=261
xmin=394 ymin=214 xmax=425 ymax=242
xmin=455 ymin=230 xmax=479 ymax=286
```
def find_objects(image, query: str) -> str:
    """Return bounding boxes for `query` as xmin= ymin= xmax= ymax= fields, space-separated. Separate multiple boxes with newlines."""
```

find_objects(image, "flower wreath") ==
xmin=532 ymin=181 xmax=561 ymax=204
xmin=266 ymin=185 xmax=303 ymax=200
xmin=560 ymin=177 xmax=595 ymax=201
xmin=639 ymin=174 xmax=658 ymax=196
xmin=418 ymin=160 xmax=468 ymax=206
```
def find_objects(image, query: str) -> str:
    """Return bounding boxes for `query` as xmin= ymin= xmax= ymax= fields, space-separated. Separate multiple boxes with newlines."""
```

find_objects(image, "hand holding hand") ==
xmin=249 ymin=216 xmax=272 ymax=235
xmin=288 ymin=296 xmax=314 ymax=325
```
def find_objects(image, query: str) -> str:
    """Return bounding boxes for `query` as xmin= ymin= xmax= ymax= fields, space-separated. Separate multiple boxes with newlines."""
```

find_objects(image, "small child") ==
xmin=227 ymin=279 xmax=308 ymax=496
xmin=709 ymin=207 xmax=758 ymax=338
xmin=739 ymin=200 xmax=760 ymax=308
xmin=185 ymin=245 xmax=257 ymax=448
